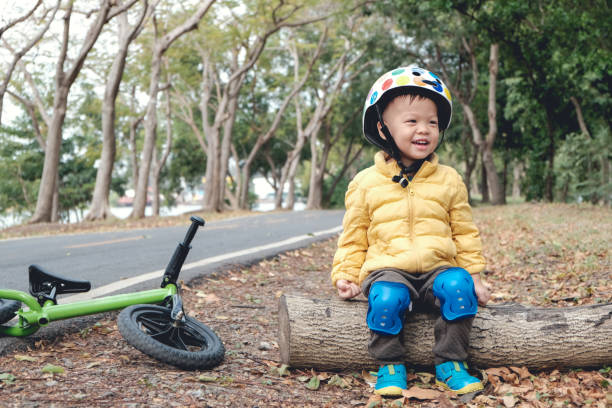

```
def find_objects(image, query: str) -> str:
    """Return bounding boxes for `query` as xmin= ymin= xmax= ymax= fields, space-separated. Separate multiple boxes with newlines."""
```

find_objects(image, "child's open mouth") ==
xmin=413 ymin=139 xmax=429 ymax=145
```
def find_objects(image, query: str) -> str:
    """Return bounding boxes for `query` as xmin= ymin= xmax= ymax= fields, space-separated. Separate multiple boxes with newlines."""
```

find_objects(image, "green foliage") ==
xmin=161 ymin=123 xmax=207 ymax=208
xmin=3 ymin=0 xmax=610 ymax=222
xmin=555 ymin=128 xmax=612 ymax=204
xmin=57 ymin=138 xmax=97 ymax=221
xmin=0 ymin=127 xmax=43 ymax=217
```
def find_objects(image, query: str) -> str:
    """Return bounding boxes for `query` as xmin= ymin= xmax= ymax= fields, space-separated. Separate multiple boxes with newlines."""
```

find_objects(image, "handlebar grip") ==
xmin=183 ymin=216 xmax=205 ymax=246
xmin=161 ymin=216 xmax=206 ymax=287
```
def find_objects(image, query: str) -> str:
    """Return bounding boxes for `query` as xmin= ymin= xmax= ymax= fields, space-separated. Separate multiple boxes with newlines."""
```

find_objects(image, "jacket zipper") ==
xmin=407 ymin=180 xmax=415 ymax=242
xmin=407 ymin=180 xmax=421 ymax=271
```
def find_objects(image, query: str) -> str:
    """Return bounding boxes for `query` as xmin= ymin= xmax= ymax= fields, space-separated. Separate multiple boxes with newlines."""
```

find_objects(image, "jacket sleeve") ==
xmin=449 ymin=172 xmax=486 ymax=274
xmin=331 ymin=179 xmax=369 ymax=287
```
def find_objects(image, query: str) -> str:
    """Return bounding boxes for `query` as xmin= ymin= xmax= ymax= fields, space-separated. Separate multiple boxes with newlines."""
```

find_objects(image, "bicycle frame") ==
xmin=1 ymin=215 xmax=206 ymax=338
xmin=0 ymin=284 xmax=177 ymax=337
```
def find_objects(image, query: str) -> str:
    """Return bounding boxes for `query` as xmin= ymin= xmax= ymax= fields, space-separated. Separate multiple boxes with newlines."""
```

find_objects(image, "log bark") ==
xmin=278 ymin=294 xmax=612 ymax=371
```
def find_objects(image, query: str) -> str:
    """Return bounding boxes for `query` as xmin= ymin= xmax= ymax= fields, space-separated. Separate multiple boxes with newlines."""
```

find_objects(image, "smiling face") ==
xmin=377 ymin=95 xmax=440 ymax=168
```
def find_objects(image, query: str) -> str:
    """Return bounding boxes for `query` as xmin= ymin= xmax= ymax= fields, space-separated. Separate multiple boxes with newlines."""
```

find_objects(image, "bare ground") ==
xmin=0 ymin=203 xmax=610 ymax=407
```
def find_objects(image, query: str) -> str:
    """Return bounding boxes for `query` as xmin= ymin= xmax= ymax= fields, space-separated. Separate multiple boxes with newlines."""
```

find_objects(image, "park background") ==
xmin=0 ymin=0 xmax=609 ymax=228
xmin=0 ymin=1 xmax=611 ymax=406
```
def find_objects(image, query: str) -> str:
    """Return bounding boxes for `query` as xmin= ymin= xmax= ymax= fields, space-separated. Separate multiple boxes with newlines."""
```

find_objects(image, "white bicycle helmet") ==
xmin=362 ymin=66 xmax=453 ymax=153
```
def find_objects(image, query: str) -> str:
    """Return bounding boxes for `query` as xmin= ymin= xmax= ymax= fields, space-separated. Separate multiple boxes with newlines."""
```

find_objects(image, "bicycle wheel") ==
xmin=117 ymin=304 xmax=224 ymax=370
xmin=0 ymin=299 xmax=20 ymax=324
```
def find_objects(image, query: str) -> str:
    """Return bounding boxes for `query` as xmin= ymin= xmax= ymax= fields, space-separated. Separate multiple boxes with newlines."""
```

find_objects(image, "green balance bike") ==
xmin=0 ymin=216 xmax=224 ymax=370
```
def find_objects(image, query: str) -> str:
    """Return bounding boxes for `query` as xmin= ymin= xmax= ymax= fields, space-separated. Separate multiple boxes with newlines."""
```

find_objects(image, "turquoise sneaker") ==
xmin=374 ymin=364 xmax=407 ymax=396
xmin=435 ymin=361 xmax=484 ymax=394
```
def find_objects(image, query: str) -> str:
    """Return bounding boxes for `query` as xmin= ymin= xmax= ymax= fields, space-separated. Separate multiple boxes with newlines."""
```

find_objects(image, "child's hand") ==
xmin=336 ymin=279 xmax=361 ymax=299
xmin=471 ymin=273 xmax=491 ymax=306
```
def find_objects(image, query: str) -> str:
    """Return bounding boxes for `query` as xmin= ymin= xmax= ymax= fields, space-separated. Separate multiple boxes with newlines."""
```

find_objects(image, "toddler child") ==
xmin=331 ymin=66 xmax=491 ymax=396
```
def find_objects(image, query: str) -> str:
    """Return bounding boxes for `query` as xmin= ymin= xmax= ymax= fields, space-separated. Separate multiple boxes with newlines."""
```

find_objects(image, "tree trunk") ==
xmin=203 ymin=131 xmax=222 ymax=212
xmin=237 ymin=33 xmax=324 ymax=210
xmin=275 ymin=97 xmax=309 ymax=210
xmin=151 ymin=146 xmax=160 ymax=216
xmin=279 ymin=294 xmax=612 ymax=371
xmin=128 ymin=113 xmax=143 ymax=193
xmin=130 ymin=52 xmax=160 ymax=218
xmin=219 ymin=88 xmax=239 ymax=210
xmin=131 ymin=0 xmax=215 ymax=219
xmin=512 ymin=161 xmax=523 ymax=198
xmin=30 ymin=89 xmax=68 ymax=223
xmin=544 ymin=107 xmax=555 ymax=202
xmin=151 ymin=73 xmax=173 ymax=216
xmin=86 ymin=0 xmax=151 ymax=221
xmin=306 ymin=131 xmax=323 ymax=209
xmin=30 ymin=1 xmax=112 ymax=223
xmin=480 ymin=157 xmax=490 ymax=203
xmin=483 ymin=43 xmax=504 ymax=205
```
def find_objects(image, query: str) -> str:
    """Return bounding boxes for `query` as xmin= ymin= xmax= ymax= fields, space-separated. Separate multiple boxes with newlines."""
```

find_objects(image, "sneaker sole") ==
xmin=374 ymin=385 xmax=404 ymax=396
xmin=435 ymin=380 xmax=484 ymax=395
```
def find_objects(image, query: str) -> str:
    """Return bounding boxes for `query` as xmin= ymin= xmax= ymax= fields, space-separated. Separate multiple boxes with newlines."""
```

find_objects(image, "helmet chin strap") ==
xmin=375 ymin=104 xmax=427 ymax=188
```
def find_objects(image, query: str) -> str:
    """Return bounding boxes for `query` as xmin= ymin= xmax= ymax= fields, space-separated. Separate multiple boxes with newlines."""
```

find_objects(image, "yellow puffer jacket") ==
xmin=331 ymin=152 xmax=485 ymax=287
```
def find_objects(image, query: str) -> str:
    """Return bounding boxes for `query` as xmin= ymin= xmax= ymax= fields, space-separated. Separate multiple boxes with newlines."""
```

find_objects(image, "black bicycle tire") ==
xmin=0 ymin=299 xmax=20 ymax=324
xmin=117 ymin=304 xmax=224 ymax=370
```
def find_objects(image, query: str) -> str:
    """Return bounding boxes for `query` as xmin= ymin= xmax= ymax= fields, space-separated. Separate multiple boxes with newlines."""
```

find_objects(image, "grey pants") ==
xmin=361 ymin=267 xmax=474 ymax=366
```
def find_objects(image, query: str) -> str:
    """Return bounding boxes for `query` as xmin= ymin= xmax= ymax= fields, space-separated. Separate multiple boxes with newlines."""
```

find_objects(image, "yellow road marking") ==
xmin=65 ymin=235 xmax=146 ymax=249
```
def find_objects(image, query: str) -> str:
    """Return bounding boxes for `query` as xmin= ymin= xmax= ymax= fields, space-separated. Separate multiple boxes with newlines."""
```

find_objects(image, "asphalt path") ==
xmin=0 ymin=210 xmax=344 ymax=298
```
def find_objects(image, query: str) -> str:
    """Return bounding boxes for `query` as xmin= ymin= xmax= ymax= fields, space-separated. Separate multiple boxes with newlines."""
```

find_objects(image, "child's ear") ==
xmin=377 ymin=121 xmax=387 ymax=140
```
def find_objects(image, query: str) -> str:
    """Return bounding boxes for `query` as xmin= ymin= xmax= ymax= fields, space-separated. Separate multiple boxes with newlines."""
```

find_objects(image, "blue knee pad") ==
xmin=367 ymin=281 xmax=411 ymax=335
xmin=433 ymin=268 xmax=478 ymax=321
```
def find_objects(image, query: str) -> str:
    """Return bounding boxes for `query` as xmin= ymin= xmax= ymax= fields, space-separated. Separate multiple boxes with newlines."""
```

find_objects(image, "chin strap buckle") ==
xmin=392 ymin=173 xmax=409 ymax=188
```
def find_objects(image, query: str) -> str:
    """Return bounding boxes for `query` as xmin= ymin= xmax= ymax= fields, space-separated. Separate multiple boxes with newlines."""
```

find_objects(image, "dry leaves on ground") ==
xmin=0 ymin=203 xmax=610 ymax=407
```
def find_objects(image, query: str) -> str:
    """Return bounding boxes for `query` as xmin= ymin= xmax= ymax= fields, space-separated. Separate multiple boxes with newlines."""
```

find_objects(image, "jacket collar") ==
xmin=374 ymin=151 xmax=439 ymax=180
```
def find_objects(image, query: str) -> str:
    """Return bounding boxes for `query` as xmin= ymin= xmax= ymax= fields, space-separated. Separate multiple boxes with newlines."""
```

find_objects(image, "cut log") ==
xmin=278 ymin=294 xmax=612 ymax=371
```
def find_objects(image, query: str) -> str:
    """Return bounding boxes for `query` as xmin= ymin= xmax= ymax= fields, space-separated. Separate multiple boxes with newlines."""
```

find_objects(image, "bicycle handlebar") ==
xmin=183 ymin=216 xmax=205 ymax=246
xmin=161 ymin=216 xmax=205 ymax=287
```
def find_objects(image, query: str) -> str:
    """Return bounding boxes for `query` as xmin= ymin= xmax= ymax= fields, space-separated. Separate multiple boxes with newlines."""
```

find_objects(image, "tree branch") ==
xmin=0 ymin=0 xmax=43 ymax=39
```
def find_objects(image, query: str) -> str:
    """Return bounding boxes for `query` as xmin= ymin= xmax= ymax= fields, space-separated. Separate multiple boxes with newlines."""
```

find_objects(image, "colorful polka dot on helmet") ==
xmin=362 ymin=66 xmax=453 ymax=152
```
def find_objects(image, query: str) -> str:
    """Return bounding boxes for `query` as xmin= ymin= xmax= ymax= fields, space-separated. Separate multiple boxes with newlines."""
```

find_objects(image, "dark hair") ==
xmin=376 ymin=87 xmax=440 ymax=119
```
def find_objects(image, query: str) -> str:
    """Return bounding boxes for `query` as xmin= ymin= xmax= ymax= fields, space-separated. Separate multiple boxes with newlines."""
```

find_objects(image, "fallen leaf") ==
xmin=402 ymin=385 xmax=441 ymax=400
xmin=509 ymin=366 xmax=532 ymax=380
xmin=362 ymin=370 xmax=377 ymax=386
xmin=501 ymin=395 xmax=517 ymax=407
xmin=416 ymin=372 xmax=434 ymax=384
xmin=390 ymin=397 xmax=404 ymax=407
xmin=305 ymin=375 xmax=320 ymax=390
xmin=438 ymin=395 xmax=456 ymax=408
xmin=328 ymin=374 xmax=351 ymax=389
xmin=197 ymin=375 xmax=217 ymax=382
xmin=196 ymin=292 xmax=220 ymax=303
xmin=277 ymin=364 xmax=289 ymax=376
xmin=14 ymin=355 xmax=37 ymax=362
xmin=487 ymin=367 xmax=511 ymax=377
xmin=366 ymin=394 xmax=382 ymax=408
xmin=0 ymin=373 xmax=16 ymax=384
xmin=41 ymin=364 xmax=64 ymax=374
